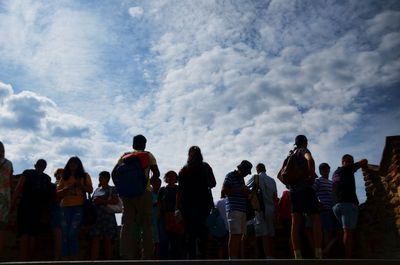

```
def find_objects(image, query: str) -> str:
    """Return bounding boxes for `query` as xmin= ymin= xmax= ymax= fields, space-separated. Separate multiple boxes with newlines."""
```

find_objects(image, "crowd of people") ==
xmin=0 ymin=134 xmax=368 ymax=261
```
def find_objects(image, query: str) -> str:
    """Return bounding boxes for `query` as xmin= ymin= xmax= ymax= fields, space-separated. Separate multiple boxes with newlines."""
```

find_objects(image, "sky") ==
xmin=0 ymin=0 xmax=400 ymax=205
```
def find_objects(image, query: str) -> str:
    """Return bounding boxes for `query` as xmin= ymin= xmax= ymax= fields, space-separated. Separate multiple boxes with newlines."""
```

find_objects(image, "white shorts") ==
xmin=227 ymin=210 xmax=246 ymax=235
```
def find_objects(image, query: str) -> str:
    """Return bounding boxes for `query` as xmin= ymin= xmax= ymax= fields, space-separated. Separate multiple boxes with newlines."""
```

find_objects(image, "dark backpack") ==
xmin=277 ymin=149 xmax=308 ymax=186
xmin=112 ymin=152 xmax=149 ymax=198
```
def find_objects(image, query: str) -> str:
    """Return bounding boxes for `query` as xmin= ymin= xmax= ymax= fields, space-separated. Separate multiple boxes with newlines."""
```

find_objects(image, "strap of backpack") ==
xmin=255 ymin=174 xmax=260 ymax=188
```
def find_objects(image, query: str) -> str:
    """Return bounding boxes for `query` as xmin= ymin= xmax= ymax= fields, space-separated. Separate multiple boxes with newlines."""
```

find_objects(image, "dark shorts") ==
xmin=290 ymin=186 xmax=319 ymax=214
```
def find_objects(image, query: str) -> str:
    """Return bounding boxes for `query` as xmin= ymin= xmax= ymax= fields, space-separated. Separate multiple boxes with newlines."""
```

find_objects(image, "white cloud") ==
xmin=128 ymin=6 xmax=144 ymax=17
xmin=0 ymin=81 xmax=120 ymax=188
xmin=128 ymin=0 xmax=400 ymax=199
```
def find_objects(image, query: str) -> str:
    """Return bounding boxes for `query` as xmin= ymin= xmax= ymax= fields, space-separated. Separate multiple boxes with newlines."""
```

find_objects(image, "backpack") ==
xmin=277 ymin=149 xmax=308 ymax=186
xmin=112 ymin=152 xmax=149 ymax=198
xmin=248 ymin=174 xmax=265 ymax=213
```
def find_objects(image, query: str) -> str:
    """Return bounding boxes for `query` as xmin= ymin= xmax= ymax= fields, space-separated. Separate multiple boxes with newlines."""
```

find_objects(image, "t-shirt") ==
xmin=314 ymin=177 xmax=333 ymax=210
xmin=223 ymin=171 xmax=246 ymax=213
xmin=332 ymin=163 xmax=361 ymax=205
xmin=57 ymin=174 xmax=93 ymax=207
xmin=158 ymin=185 xmax=178 ymax=213
xmin=21 ymin=169 xmax=52 ymax=203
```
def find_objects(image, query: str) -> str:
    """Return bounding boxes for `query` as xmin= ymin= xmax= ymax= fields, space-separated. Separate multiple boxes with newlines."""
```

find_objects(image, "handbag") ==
xmin=105 ymin=197 xmax=123 ymax=214
xmin=82 ymin=192 xmax=97 ymax=226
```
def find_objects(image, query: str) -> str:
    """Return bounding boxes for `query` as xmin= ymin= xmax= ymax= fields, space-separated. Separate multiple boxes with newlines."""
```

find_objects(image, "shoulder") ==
xmin=225 ymin=171 xmax=235 ymax=179
xmin=2 ymin=158 xmax=13 ymax=167
xmin=22 ymin=169 xmax=36 ymax=178
xmin=297 ymin=147 xmax=311 ymax=155
xmin=266 ymin=174 xmax=276 ymax=184
xmin=179 ymin=164 xmax=189 ymax=175
xmin=224 ymin=171 xmax=238 ymax=183
xmin=203 ymin=162 xmax=213 ymax=170
xmin=145 ymin=151 xmax=157 ymax=164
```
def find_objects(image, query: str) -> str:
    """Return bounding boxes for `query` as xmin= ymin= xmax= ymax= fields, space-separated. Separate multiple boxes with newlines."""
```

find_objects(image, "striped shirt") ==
xmin=313 ymin=177 xmax=333 ymax=210
xmin=223 ymin=171 xmax=246 ymax=213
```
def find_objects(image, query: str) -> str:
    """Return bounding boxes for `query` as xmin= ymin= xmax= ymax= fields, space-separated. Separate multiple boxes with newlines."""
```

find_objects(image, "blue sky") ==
xmin=1 ymin=0 xmax=399 ymax=204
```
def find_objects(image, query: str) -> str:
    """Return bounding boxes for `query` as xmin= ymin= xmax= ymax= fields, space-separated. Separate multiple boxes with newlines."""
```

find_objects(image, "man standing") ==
xmin=289 ymin=135 xmax=322 ymax=259
xmin=0 ymin=141 xmax=13 ymax=258
xmin=332 ymin=154 xmax=368 ymax=258
xmin=314 ymin=163 xmax=338 ymax=252
xmin=247 ymin=163 xmax=278 ymax=258
xmin=112 ymin=135 xmax=160 ymax=259
xmin=11 ymin=159 xmax=52 ymax=261
xmin=221 ymin=160 xmax=252 ymax=259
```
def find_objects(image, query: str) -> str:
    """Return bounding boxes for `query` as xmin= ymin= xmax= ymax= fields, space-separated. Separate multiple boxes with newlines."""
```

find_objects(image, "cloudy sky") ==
xmin=1 ymin=0 xmax=399 ymax=204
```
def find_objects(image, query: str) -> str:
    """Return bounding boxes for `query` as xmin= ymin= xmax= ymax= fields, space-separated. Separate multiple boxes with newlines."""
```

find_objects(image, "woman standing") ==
xmin=177 ymin=146 xmax=216 ymax=259
xmin=90 ymin=171 xmax=118 ymax=260
xmin=57 ymin=156 xmax=93 ymax=260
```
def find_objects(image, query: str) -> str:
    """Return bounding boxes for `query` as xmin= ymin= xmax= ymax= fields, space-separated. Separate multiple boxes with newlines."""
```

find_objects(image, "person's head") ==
xmin=34 ymin=159 xmax=47 ymax=173
xmin=0 ymin=141 xmax=4 ymax=159
xmin=150 ymin=177 xmax=161 ymax=192
xmin=54 ymin=168 xmax=64 ymax=181
xmin=164 ymin=170 xmax=178 ymax=185
xmin=342 ymin=154 xmax=354 ymax=167
xmin=319 ymin=163 xmax=330 ymax=178
xmin=256 ymin=163 xmax=266 ymax=174
xmin=132 ymin=134 xmax=147 ymax=150
xmin=98 ymin=171 xmax=111 ymax=187
xmin=237 ymin=160 xmax=253 ymax=177
xmin=187 ymin=146 xmax=203 ymax=165
xmin=295 ymin=135 xmax=308 ymax=148
xmin=63 ymin=156 xmax=85 ymax=180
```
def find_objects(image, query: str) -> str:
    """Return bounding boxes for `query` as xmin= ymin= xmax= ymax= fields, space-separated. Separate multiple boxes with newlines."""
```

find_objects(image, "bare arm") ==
xmin=304 ymin=152 xmax=317 ymax=179
xmin=358 ymin=159 xmax=368 ymax=168
xmin=150 ymin=164 xmax=160 ymax=181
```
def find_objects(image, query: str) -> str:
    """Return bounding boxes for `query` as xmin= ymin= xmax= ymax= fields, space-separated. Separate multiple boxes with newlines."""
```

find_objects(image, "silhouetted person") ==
xmin=177 ymin=146 xmax=216 ymax=259
xmin=57 ymin=156 xmax=93 ymax=260
xmin=332 ymin=154 xmax=368 ymax=258
xmin=289 ymin=135 xmax=322 ymax=259
xmin=221 ymin=160 xmax=252 ymax=259
xmin=11 ymin=159 xmax=52 ymax=261
xmin=247 ymin=163 xmax=278 ymax=258
xmin=113 ymin=134 xmax=160 ymax=260
xmin=0 ymin=141 xmax=13 ymax=258
xmin=90 ymin=171 xmax=118 ymax=260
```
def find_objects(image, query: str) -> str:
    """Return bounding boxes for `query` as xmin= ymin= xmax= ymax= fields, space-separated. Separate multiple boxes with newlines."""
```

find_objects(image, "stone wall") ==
xmin=356 ymin=136 xmax=400 ymax=258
